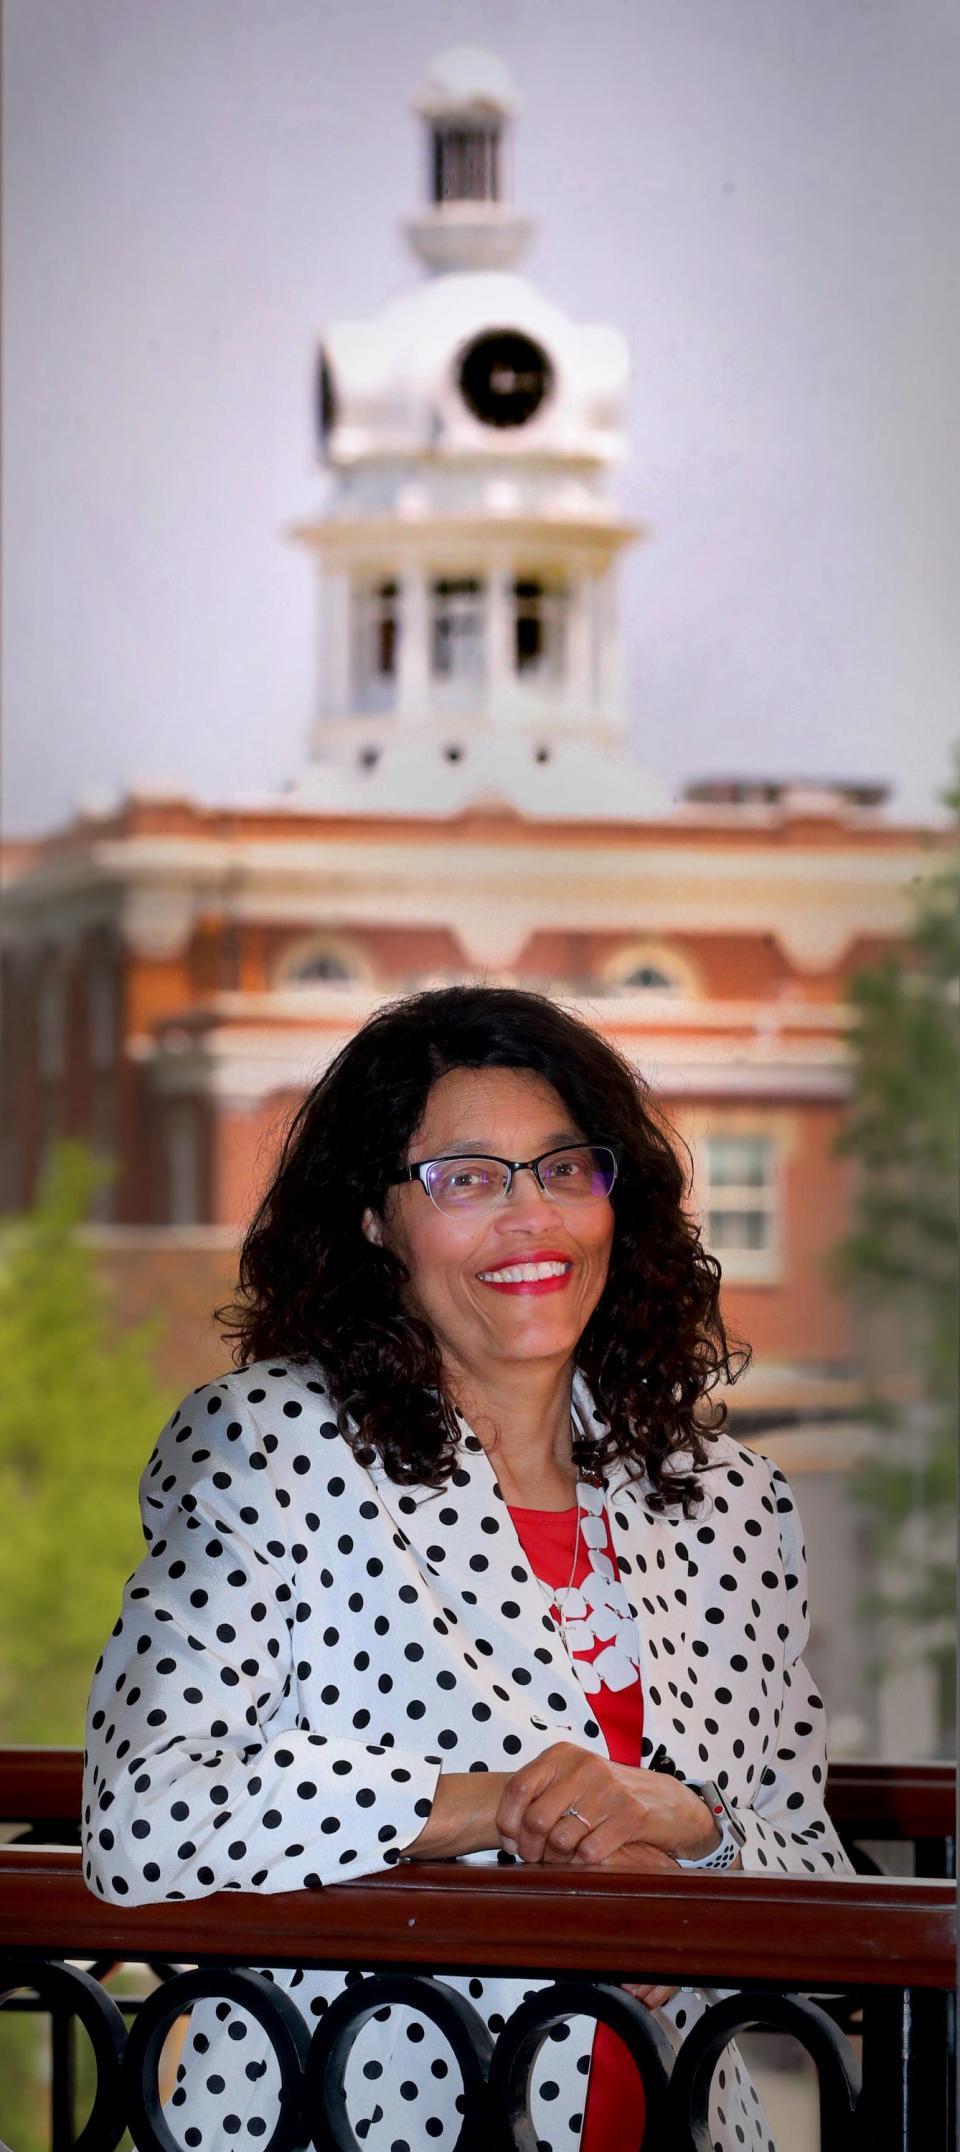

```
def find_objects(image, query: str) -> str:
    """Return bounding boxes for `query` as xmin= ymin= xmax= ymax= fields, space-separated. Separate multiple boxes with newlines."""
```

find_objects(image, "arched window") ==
xmin=620 ymin=961 xmax=675 ymax=990
xmin=277 ymin=939 xmax=364 ymax=988
xmin=597 ymin=945 xmax=697 ymax=998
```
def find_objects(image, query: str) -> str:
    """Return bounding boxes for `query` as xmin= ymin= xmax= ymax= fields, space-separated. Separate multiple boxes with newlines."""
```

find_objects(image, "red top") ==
xmin=507 ymin=1502 xmax=647 ymax=2152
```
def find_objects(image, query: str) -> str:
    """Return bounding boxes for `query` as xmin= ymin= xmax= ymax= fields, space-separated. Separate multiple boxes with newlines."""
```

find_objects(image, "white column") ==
xmin=596 ymin=568 xmax=625 ymax=734
xmin=486 ymin=564 xmax=514 ymax=723
xmin=319 ymin=570 xmax=351 ymax=721
xmin=564 ymin=570 xmax=593 ymax=726
xmin=398 ymin=566 xmax=430 ymax=723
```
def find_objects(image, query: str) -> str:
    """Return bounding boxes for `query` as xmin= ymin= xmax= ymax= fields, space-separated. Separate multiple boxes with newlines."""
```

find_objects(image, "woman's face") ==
xmin=363 ymin=1065 xmax=615 ymax=1386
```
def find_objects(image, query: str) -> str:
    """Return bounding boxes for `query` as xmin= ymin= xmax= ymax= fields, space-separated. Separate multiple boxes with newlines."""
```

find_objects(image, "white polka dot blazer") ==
xmin=83 ymin=1359 xmax=853 ymax=2151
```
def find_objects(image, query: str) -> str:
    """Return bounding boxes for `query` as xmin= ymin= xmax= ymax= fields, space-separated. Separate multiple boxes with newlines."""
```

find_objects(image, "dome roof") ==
xmin=321 ymin=271 xmax=630 ymax=469
xmin=413 ymin=45 xmax=523 ymax=119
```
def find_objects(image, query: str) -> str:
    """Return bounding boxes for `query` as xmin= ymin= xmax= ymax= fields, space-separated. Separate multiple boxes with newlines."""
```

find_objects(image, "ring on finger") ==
xmin=561 ymin=1804 xmax=591 ymax=1827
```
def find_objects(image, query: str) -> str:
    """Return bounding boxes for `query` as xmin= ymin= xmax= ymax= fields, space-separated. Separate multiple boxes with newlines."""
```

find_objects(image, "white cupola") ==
xmin=290 ymin=49 xmax=666 ymax=822
xmin=405 ymin=44 xmax=533 ymax=274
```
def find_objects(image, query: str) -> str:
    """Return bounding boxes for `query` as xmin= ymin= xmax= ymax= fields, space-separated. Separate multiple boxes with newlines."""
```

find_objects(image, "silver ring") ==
xmin=561 ymin=1804 xmax=590 ymax=1827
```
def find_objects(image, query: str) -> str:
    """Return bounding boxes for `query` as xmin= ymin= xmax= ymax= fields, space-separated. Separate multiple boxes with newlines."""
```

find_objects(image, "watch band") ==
xmin=674 ymin=1779 xmax=746 ymax=1870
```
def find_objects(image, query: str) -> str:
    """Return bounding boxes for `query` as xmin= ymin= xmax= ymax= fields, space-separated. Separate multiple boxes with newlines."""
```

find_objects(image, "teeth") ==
xmin=479 ymin=1260 xmax=571 ymax=1283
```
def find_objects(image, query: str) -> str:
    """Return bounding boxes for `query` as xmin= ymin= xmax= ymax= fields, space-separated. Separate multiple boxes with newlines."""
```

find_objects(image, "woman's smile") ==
xmin=475 ymin=1248 xmax=575 ymax=1294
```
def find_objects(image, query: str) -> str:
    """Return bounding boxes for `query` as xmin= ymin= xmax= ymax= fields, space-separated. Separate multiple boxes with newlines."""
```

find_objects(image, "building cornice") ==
xmin=290 ymin=510 xmax=640 ymax=562
xmin=2 ymin=822 xmax=943 ymax=971
xmin=142 ymin=1019 xmax=851 ymax=1105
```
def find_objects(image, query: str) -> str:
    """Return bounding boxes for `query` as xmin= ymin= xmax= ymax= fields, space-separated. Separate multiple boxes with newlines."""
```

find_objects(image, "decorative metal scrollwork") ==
xmin=121 ymin=1966 xmax=312 ymax=2152
xmin=487 ymin=1980 xmax=675 ymax=2152
xmin=666 ymin=1990 xmax=861 ymax=2152
xmin=0 ymin=1958 xmax=128 ymax=2152
xmin=302 ymin=1974 xmax=494 ymax=2152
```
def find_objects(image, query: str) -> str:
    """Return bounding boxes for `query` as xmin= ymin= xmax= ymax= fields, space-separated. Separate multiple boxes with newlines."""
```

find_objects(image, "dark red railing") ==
xmin=0 ymin=1749 xmax=956 ymax=2152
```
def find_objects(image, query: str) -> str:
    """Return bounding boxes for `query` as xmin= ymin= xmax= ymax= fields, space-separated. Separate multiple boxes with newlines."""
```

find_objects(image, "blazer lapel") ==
xmin=364 ymin=1377 xmax=704 ymax=1774
xmin=367 ymin=1419 xmax=602 ymax=1745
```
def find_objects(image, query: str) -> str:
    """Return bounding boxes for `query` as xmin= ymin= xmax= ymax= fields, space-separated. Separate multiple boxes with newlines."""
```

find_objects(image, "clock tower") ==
xmin=293 ymin=45 xmax=664 ymax=819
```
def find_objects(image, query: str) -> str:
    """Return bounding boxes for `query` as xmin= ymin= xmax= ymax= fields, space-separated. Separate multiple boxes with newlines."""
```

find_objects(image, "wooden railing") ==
xmin=2 ymin=1745 xmax=955 ymax=1857
xmin=0 ymin=1749 xmax=956 ymax=2151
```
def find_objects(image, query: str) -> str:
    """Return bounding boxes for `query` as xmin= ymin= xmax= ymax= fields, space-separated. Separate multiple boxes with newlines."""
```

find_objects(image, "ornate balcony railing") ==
xmin=0 ymin=1749 xmax=955 ymax=2152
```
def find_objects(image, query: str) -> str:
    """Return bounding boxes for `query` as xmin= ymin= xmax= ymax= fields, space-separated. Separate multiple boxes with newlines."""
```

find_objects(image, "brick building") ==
xmin=1 ymin=46 xmax=946 ymax=1752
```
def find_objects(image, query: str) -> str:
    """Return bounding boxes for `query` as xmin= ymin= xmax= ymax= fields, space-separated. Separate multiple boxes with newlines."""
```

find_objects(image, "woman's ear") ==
xmin=361 ymin=1206 xmax=384 ymax=1248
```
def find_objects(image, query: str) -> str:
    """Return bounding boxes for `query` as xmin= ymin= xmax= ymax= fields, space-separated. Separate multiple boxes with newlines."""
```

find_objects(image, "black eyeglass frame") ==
xmin=389 ymin=1140 xmax=623 ymax=1205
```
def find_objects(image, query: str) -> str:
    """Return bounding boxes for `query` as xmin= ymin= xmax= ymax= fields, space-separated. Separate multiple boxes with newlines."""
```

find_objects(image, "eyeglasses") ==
xmin=390 ymin=1142 xmax=621 ymax=1214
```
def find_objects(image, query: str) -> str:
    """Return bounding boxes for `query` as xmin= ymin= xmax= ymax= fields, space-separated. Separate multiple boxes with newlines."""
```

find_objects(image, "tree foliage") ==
xmin=833 ymin=763 xmax=959 ymax=1743
xmin=0 ymin=1142 xmax=173 ymax=1745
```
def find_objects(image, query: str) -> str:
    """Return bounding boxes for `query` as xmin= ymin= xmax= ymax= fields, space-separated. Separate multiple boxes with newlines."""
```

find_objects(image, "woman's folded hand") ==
xmin=496 ymin=1740 xmax=720 ymax=1866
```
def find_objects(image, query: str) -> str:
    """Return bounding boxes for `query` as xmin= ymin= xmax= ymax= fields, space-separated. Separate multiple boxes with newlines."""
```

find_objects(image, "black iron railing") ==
xmin=0 ymin=1750 xmax=956 ymax=2152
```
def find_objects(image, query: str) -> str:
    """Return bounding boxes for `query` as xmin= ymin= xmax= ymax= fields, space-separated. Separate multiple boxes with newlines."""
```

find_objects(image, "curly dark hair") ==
xmin=218 ymin=984 xmax=749 ymax=1515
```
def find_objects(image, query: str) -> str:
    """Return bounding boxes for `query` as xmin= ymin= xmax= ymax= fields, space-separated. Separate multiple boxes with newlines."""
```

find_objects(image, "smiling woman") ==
xmin=82 ymin=985 xmax=853 ymax=2152
xmin=218 ymin=984 xmax=743 ymax=1506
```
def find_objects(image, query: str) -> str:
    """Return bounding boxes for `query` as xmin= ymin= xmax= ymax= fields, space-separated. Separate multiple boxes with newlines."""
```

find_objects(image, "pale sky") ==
xmin=3 ymin=0 xmax=958 ymax=834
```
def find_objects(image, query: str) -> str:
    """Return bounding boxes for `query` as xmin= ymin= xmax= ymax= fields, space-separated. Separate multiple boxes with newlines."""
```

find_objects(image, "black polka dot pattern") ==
xmin=83 ymin=1362 xmax=850 ymax=2150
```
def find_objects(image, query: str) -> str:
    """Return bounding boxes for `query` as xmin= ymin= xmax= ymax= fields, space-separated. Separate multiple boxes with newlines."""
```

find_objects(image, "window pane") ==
xmin=622 ymin=964 xmax=674 ymax=989
xmin=374 ymin=582 xmax=398 ymax=677
xmin=431 ymin=579 xmax=485 ymax=681
xmin=286 ymin=950 xmax=353 ymax=984
xmin=513 ymin=579 xmax=568 ymax=680
xmin=352 ymin=581 xmax=399 ymax=709
xmin=433 ymin=125 xmax=499 ymax=204
xmin=708 ymin=1136 xmax=772 ymax=1188
xmin=707 ymin=1208 xmax=770 ymax=1250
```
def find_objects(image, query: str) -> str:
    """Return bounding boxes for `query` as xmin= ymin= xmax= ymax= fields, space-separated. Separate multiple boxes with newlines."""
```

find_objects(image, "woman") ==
xmin=84 ymin=985 xmax=852 ymax=2152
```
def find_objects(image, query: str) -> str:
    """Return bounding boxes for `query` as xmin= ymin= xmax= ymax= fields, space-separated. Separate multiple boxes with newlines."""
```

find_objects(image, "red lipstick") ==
xmin=476 ymin=1249 xmax=574 ymax=1296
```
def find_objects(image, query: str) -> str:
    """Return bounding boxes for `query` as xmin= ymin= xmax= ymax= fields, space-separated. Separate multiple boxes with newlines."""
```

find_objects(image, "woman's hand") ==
xmin=623 ymin=1981 xmax=679 ymax=2010
xmin=496 ymin=1742 xmax=721 ymax=1867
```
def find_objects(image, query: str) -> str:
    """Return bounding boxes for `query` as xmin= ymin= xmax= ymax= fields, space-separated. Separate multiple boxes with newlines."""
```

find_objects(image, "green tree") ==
xmin=834 ymin=767 xmax=959 ymax=1750
xmin=0 ymin=1143 xmax=171 ymax=2149
xmin=0 ymin=1140 xmax=174 ymax=1742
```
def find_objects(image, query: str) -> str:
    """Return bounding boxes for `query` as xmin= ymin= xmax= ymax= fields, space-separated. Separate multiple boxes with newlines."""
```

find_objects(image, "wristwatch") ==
xmin=675 ymin=1779 xmax=746 ymax=1871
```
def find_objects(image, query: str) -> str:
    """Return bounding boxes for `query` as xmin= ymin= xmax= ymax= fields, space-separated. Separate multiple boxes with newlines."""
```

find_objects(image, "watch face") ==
xmin=316 ymin=349 xmax=337 ymax=445
xmin=458 ymin=328 xmax=554 ymax=429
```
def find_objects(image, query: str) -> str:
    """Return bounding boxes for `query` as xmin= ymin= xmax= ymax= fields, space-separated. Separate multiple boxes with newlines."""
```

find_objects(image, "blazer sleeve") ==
xmin=82 ymin=1392 xmax=442 ymax=1906
xmin=735 ymin=1462 xmax=854 ymax=1877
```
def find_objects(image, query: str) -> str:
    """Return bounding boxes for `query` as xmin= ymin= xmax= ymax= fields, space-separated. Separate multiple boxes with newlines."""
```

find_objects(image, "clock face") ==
xmin=316 ymin=349 xmax=337 ymax=445
xmin=458 ymin=329 xmax=553 ymax=429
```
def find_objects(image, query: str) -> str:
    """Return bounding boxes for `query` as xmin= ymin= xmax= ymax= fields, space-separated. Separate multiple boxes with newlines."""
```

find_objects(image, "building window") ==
xmin=37 ymin=959 xmax=65 ymax=1080
xmin=431 ymin=578 xmax=486 ymax=687
xmin=88 ymin=949 xmax=117 ymax=1069
xmin=621 ymin=963 xmax=675 ymax=990
xmin=432 ymin=124 xmax=500 ymax=204
xmin=167 ymin=1104 xmax=198 ymax=1227
xmin=595 ymin=944 xmax=695 ymax=997
xmin=287 ymin=950 xmax=353 ymax=984
xmin=513 ymin=579 xmax=569 ymax=681
xmin=701 ymin=1135 xmax=779 ymax=1274
xmin=89 ymin=1080 xmax=114 ymax=1222
xmin=278 ymin=939 xmax=361 ymax=987
xmin=352 ymin=580 xmax=399 ymax=710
